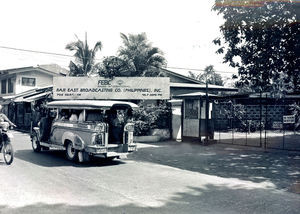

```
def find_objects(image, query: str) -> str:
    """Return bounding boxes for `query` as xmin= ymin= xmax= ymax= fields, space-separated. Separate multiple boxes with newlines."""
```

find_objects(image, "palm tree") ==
xmin=66 ymin=33 xmax=102 ymax=76
xmin=188 ymin=65 xmax=224 ymax=86
xmin=118 ymin=33 xmax=167 ymax=77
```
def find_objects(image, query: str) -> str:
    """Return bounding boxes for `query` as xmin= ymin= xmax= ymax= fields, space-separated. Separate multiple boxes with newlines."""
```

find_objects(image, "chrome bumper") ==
xmin=85 ymin=144 xmax=137 ymax=155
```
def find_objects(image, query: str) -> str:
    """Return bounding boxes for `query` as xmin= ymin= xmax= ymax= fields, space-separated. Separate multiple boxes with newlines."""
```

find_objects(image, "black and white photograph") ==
xmin=0 ymin=0 xmax=299 ymax=213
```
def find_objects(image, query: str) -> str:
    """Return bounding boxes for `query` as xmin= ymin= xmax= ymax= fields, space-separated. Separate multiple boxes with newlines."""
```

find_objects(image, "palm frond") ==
xmin=66 ymin=35 xmax=102 ymax=75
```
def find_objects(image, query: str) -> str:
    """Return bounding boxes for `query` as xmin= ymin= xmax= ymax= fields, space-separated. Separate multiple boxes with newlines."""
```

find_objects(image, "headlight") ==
xmin=124 ymin=123 xmax=134 ymax=132
xmin=95 ymin=123 xmax=105 ymax=132
xmin=92 ymin=133 xmax=103 ymax=145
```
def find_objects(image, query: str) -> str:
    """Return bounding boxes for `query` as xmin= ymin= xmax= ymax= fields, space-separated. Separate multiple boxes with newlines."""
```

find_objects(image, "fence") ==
xmin=214 ymin=95 xmax=300 ymax=151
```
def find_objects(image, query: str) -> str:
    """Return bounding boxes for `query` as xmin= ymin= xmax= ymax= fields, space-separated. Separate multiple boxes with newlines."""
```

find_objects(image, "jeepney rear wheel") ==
xmin=32 ymin=135 xmax=41 ymax=152
xmin=66 ymin=141 xmax=78 ymax=161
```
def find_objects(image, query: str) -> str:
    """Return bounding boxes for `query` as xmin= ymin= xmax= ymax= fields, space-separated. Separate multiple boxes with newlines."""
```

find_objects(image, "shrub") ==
xmin=133 ymin=101 xmax=171 ymax=136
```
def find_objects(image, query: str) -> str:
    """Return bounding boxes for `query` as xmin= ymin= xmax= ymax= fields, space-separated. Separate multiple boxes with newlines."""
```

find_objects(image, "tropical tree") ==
xmin=117 ymin=32 xmax=167 ymax=77
xmin=66 ymin=34 xmax=102 ymax=76
xmin=213 ymin=0 xmax=300 ymax=93
xmin=97 ymin=56 xmax=133 ymax=78
xmin=188 ymin=65 xmax=224 ymax=86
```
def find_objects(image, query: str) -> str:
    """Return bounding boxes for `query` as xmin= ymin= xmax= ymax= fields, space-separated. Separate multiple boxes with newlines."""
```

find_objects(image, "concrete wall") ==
xmin=214 ymin=102 xmax=288 ymax=130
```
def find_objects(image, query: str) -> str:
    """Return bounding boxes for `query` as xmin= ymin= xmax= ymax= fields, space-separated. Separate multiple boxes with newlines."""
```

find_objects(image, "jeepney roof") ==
xmin=47 ymin=100 xmax=138 ymax=109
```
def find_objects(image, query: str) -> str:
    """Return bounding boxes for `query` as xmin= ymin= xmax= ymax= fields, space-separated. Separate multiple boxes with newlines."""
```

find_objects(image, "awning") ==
xmin=14 ymin=92 xmax=50 ymax=103
xmin=0 ymin=99 xmax=14 ymax=105
xmin=25 ymin=91 xmax=50 ymax=102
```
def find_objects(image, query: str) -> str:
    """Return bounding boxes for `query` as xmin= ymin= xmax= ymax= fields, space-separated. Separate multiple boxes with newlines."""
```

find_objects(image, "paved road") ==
xmin=0 ymin=131 xmax=299 ymax=214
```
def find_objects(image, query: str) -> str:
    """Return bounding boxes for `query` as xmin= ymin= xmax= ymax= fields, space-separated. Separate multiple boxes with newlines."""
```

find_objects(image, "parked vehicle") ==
xmin=0 ymin=126 xmax=14 ymax=165
xmin=30 ymin=100 xmax=138 ymax=162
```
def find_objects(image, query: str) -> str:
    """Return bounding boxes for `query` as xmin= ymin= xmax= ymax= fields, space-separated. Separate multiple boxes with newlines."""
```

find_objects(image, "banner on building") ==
xmin=53 ymin=77 xmax=170 ymax=100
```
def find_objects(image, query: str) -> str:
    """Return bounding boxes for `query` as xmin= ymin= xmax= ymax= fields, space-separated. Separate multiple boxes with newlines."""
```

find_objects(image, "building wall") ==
xmin=15 ymin=70 xmax=55 ymax=94
xmin=0 ymin=74 xmax=17 ymax=96
xmin=0 ymin=70 xmax=56 ymax=96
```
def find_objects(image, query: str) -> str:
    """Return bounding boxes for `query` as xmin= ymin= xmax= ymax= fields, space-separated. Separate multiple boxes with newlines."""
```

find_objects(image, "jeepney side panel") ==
xmin=51 ymin=122 xmax=96 ymax=148
xmin=50 ymin=121 xmax=73 ymax=145
xmin=61 ymin=131 xmax=85 ymax=150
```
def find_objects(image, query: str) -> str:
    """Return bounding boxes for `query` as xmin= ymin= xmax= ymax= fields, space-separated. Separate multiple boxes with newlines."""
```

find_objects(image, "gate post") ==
xmin=169 ymin=99 xmax=183 ymax=142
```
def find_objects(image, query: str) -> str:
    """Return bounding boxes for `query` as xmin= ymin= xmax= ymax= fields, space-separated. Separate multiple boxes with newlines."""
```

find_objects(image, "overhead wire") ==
xmin=0 ymin=45 xmax=237 ymax=74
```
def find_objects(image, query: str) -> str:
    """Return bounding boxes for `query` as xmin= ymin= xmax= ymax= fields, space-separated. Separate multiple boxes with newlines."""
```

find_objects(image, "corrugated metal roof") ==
xmin=175 ymin=92 xmax=218 ymax=98
xmin=0 ymin=64 xmax=67 ymax=76
xmin=170 ymin=82 xmax=237 ymax=91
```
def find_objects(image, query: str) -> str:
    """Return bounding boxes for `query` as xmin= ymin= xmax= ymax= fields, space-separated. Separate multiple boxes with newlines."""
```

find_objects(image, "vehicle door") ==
xmin=50 ymin=108 xmax=68 ymax=145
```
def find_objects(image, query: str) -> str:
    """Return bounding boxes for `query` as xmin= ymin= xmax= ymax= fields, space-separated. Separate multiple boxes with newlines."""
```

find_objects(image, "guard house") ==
xmin=171 ymin=92 xmax=217 ymax=142
xmin=161 ymin=69 xmax=237 ymax=142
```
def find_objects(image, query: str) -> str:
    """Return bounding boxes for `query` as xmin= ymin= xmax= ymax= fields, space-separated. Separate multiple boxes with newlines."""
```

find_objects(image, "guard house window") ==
xmin=185 ymin=99 xmax=198 ymax=119
xmin=8 ymin=78 xmax=13 ymax=93
xmin=1 ymin=79 xmax=7 ymax=94
xmin=22 ymin=77 xmax=36 ymax=86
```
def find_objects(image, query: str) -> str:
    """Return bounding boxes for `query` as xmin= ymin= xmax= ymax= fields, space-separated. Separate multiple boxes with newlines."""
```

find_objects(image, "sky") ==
xmin=0 ymin=0 xmax=237 ymax=79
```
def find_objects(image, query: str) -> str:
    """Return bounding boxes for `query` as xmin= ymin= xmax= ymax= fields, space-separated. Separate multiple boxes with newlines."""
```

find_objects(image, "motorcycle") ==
xmin=0 ymin=125 xmax=14 ymax=165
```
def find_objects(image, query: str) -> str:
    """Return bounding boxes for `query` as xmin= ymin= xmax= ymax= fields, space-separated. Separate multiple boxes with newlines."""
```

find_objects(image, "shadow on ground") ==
xmin=14 ymin=149 xmax=124 ymax=168
xmin=215 ymin=131 xmax=300 ymax=151
xmin=129 ymin=141 xmax=300 ymax=192
xmin=0 ymin=183 xmax=299 ymax=214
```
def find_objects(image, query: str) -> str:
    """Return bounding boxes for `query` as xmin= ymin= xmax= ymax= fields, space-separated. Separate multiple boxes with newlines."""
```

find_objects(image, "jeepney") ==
xmin=31 ymin=100 xmax=138 ymax=162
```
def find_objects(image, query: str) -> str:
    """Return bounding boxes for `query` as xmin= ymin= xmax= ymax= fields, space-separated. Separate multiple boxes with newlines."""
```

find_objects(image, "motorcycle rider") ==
xmin=0 ymin=105 xmax=16 ymax=130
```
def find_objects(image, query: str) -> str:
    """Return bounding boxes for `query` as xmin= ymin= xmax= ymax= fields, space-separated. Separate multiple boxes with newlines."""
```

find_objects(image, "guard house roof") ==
xmin=170 ymin=82 xmax=237 ymax=91
xmin=175 ymin=91 xmax=218 ymax=99
xmin=47 ymin=100 xmax=138 ymax=110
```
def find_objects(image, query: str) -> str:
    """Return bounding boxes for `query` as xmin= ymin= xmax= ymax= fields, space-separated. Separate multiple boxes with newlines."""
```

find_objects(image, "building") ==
xmin=0 ymin=64 xmax=67 ymax=97
xmin=0 ymin=64 xmax=67 ymax=129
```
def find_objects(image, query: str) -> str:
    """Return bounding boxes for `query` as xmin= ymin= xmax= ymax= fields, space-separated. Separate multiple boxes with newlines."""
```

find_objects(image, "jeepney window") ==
xmin=86 ymin=110 xmax=103 ymax=122
xmin=185 ymin=99 xmax=199 ymax=119
xmin=49 ymin=109 xmax=57 ymax=118
xmin=58 ymin=109 xmax=70 ymax=121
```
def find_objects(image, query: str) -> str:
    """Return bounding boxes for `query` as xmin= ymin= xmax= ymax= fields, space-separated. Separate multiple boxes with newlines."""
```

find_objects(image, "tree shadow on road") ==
xmin=0 ymin=183 xmax=299 ymax=214
xmin=129 ymin=141 xmax=300 ymax=191
xmin=14 ymin=149 xmax=125 ymax=168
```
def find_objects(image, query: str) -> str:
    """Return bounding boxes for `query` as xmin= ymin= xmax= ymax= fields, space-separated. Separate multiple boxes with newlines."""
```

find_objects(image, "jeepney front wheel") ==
xmin=32 ymin=135 xmax=41 ymax=152
xmin=66 ymin=141 xmax=78 ymax=161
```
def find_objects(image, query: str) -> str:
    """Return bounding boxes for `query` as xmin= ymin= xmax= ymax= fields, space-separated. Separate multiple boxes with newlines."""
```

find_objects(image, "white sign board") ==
xmin=53 ymin=77 xmax=170 ymax=100
xmin=283 ymin=115 xmax=295 ymax=124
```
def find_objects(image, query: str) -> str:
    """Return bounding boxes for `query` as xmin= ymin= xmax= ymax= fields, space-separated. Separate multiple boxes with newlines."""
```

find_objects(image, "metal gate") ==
xmin=214 ymin=95 xmax=300 ymax=151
